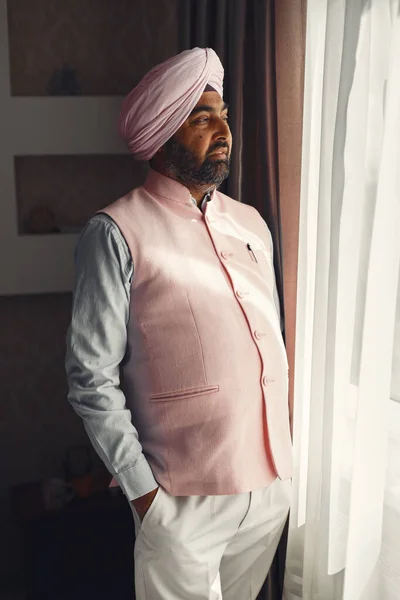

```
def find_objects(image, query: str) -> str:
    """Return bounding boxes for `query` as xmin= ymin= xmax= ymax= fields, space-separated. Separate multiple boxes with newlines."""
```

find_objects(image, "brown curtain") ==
xmin=178 ymin=1 xmax=306 ymax=597
xmin=179 ymin=0 xmax=246 ymax=201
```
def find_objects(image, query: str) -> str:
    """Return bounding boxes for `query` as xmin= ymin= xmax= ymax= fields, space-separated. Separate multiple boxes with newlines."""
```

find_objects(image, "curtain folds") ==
xmin=284 ymin=2 xmax=400 ymax=599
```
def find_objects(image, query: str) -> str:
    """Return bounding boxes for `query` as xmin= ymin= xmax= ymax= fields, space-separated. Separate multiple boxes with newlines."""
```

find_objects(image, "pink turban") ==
xmin=118 ymin=47 xmax=224 ymax=161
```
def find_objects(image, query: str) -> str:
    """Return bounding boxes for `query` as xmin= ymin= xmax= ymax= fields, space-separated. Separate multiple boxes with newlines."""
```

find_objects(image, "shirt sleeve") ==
xmin=251 ymin=209 xmax=285 ymax=335
xmin=268 ymin=228 xmax=285 ymax=336
xmin=65 ymin=214 xmax=158 ymax=501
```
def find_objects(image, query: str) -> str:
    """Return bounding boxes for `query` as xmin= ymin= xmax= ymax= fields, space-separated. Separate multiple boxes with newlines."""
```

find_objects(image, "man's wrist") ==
xmin=131 ymin=486 xmax=159 ymax=520
xmin=131 ymin=486 xmax=159 ymax=508
xmin=116 ymin=457 xmax=158 ymax=501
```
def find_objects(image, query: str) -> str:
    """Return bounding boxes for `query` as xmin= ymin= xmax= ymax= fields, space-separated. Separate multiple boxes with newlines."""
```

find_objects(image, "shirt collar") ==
xmin=190 ymin=193 xmax=211 ymax=213
xmin=144 ymin=168 xmax=216 ymax=209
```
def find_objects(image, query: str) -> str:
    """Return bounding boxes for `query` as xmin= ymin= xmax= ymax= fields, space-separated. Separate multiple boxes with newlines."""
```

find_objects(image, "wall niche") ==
xmin=15 ymin=154 xmax=148 ymax=235
xmin=7 ymin=0 xmax=179 ymax=96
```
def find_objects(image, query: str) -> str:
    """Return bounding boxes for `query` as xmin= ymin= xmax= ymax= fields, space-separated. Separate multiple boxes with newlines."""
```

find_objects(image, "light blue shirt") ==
xmin=65 ymin=194 xmax=283 ymax=501
xmin=65 ymin=196 xmax=211 ymax=501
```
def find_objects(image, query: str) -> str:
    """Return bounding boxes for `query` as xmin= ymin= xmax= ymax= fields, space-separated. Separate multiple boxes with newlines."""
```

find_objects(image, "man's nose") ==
xmin=214 ymin=118 xmax=231 ymax=140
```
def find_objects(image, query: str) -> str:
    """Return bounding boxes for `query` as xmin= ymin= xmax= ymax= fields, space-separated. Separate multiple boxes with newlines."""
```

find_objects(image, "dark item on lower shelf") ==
xmin=11 ymin=483 xmax=136 ymax=600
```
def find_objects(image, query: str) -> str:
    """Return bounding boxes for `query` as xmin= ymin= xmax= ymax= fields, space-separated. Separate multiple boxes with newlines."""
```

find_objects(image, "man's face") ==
xmin=163 ymin=91 xmax=232 ymax=189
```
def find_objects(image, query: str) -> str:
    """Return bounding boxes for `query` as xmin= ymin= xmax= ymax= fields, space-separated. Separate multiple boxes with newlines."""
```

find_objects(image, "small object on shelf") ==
xmin=41 ymin=478 xmax=75 ymax=511
xmin=47 ymin=64 xmax=82 ymax=96
xmin=64 ymin=445 xmax=94 ymax=498
xmin=24 ymin=205 xmax=59 ymax=234
xmin=70 ymin=474 xmax=94 ymax=499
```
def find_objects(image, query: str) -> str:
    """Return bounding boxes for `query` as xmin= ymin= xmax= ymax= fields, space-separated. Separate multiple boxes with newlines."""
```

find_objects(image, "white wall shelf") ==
xmin=0 ymin=0 xmax=128 ymax=295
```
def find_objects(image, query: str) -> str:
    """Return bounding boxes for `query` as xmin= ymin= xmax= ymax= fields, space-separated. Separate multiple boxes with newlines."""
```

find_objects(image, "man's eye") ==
xmin=222 ymin=115 xmax=229 ymax=122
xmin=195 ymin=117 xmax=209 ymax=123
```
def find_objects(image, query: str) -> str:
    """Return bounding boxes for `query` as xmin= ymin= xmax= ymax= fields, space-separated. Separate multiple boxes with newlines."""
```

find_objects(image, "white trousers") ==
xmin=130 ymin=477 xmax=292 ymax=600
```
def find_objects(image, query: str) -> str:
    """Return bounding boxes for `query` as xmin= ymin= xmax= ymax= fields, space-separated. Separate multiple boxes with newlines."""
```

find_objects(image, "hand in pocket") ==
xmin=131 ymin=486 xmax=159 ymax=522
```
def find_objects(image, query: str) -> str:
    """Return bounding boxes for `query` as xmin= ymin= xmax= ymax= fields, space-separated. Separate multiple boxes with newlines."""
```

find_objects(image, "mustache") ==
xmin=207 ymin=142 xmax=230 ymax=157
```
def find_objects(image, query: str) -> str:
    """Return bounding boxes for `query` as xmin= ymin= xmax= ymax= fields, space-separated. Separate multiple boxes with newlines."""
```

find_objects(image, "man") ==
xmin=66 ymin=47 xmax=292 ymax=600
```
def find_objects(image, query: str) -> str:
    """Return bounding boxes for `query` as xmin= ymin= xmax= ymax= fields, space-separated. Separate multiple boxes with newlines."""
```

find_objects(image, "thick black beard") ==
xmin=163 ymin=137 xmax=231 ymax=189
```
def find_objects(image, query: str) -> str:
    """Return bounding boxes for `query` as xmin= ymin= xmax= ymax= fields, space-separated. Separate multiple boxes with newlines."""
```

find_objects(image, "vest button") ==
xmin=254 ymin=330 xmax=262 ymax=340
xmin=262 ymin=376 xmax=269 ymax=386
xmin=236 ymin=290 xmax=245 ymax=299
xmin=221 ymin=251 xmax=229 ymax=260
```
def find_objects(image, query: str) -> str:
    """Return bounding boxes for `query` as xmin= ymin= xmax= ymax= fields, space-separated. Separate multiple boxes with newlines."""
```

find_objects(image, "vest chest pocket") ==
xmin=230 ymin=241 xmax=273 ymax=278
xmin=246 ymin=244 xmax=272 ymax=269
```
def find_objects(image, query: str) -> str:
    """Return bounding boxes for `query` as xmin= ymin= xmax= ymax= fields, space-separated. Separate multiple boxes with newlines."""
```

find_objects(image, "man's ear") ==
xmin=149 ymin=145 xmax=166 ymax=170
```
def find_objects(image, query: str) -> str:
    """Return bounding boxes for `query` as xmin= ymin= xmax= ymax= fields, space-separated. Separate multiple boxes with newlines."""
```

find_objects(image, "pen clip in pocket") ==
xmin=246 ymin=243 xmax=258 ymax=263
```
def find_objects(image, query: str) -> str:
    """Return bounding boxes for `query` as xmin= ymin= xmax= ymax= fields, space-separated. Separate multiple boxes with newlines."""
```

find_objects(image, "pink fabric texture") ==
xmin=118 ymin=47 xmax=224 ymax=161
xmin=102 ymin=170 xmax=293 ymax=497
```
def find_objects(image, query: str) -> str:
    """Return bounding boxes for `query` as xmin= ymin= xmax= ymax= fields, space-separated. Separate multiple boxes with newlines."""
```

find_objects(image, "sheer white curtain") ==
xmin=283 ymin=1 xmax=400 ymax=599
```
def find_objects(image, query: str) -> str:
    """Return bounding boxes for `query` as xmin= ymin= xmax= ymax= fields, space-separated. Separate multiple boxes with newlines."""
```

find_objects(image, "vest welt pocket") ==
xmin=244 ymin=242 xmax=272 ymax=269
xmin=149 ymin=384 xmax=219 ymax=403
xmin=251 ymin=247 xmax=272 ymax=267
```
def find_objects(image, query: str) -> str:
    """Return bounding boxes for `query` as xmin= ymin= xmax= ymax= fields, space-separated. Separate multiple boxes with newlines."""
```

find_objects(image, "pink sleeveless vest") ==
xmin=103 ymin=169 xmax=292 ymax=496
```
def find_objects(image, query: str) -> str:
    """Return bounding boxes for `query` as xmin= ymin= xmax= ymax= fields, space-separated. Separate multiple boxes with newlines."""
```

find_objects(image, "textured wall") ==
xmin=2 ymin=0 xmax=179 ymax=580
xmin=15 ymin=155 xmax=148 ymax=233
xmin=0 ymin=293 xmax=91 ymax=579
xmin=0 ymin=294 xmax=87 ymax=484
xmin=7 ymin=0 xmax=179 ymax=96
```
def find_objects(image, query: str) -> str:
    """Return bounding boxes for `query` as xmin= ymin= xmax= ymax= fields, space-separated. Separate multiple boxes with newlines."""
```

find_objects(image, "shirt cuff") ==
xmin=115 ymin=454 xmax=159 ymax=501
